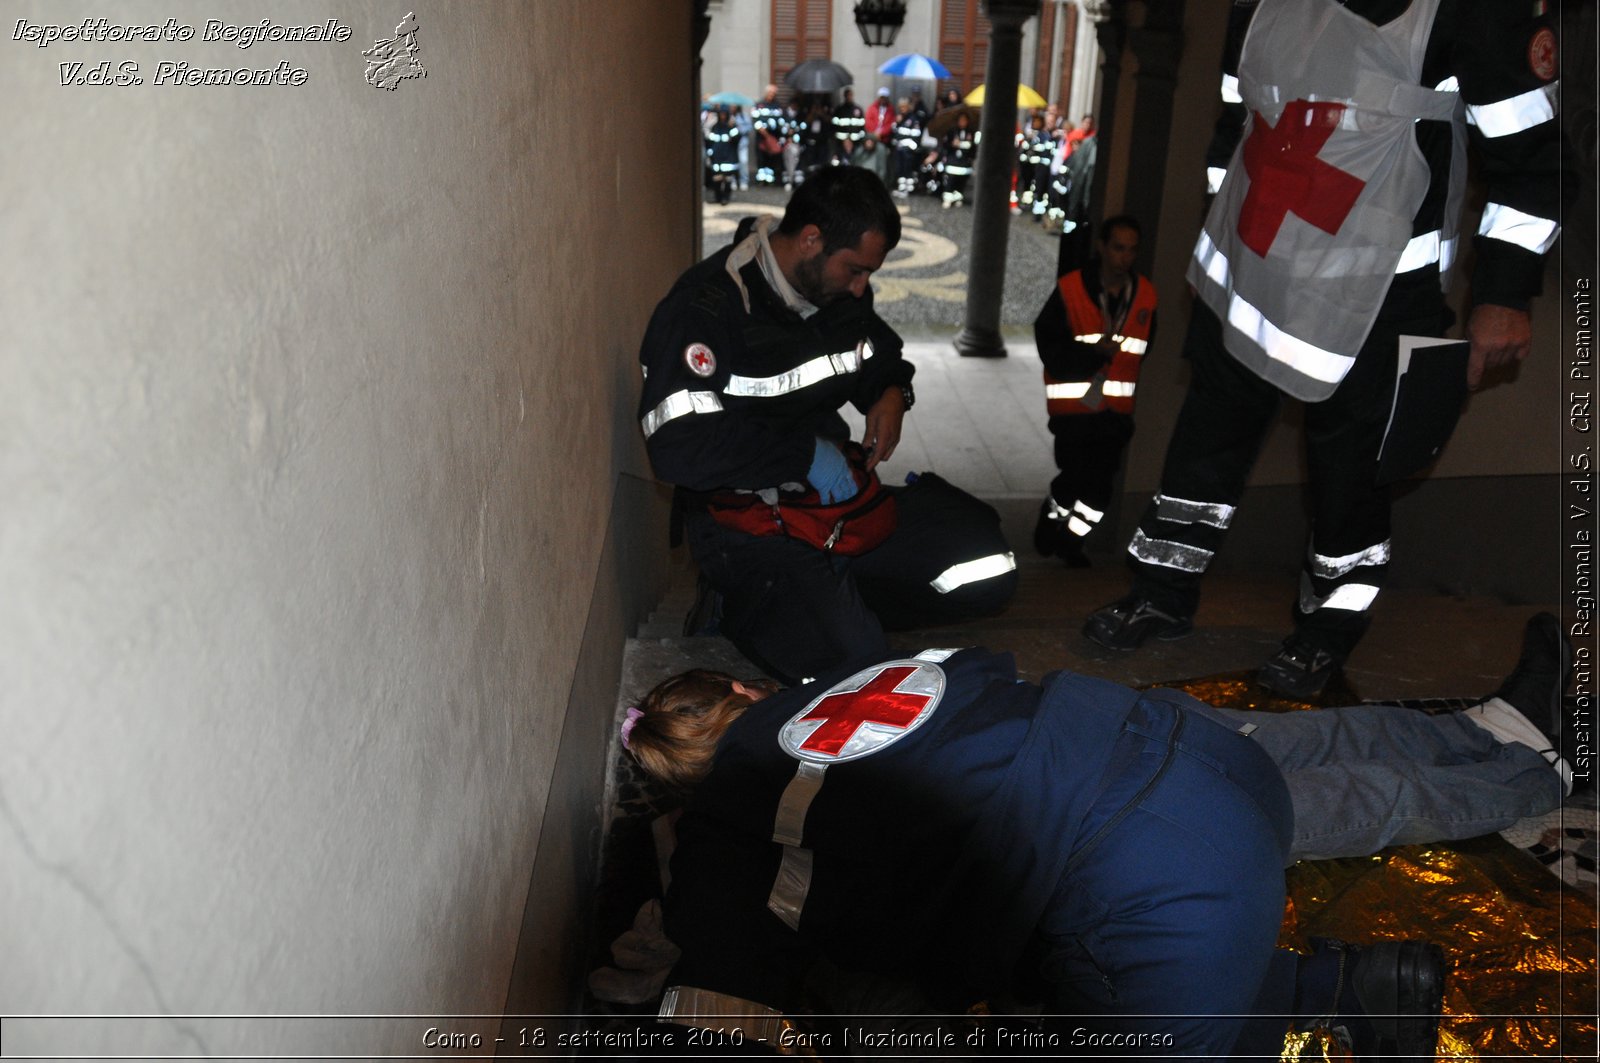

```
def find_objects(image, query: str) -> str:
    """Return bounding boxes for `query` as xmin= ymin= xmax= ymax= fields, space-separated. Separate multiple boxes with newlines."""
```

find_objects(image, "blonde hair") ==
xmin=625 ymin=669 xmax=758 ymax=793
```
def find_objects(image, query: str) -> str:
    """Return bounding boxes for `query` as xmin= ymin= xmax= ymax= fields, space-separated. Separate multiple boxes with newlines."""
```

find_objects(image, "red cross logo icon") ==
xmin=683 ymin=342 xmax=717 ymax=378
xmin=1236 ymin=100 xmax=1367 ymax=259
xmin=792 ymin=665 xmax=935 ymax=756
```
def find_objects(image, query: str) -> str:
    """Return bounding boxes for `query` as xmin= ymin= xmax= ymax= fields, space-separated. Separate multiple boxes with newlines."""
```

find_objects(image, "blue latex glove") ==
xmin=808 ymin=438 xmax=859 ymax=504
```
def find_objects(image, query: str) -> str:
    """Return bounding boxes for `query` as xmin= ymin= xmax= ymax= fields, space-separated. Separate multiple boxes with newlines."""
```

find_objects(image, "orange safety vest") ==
xmin=1043 ymin=271 xmax=1158 ymax=415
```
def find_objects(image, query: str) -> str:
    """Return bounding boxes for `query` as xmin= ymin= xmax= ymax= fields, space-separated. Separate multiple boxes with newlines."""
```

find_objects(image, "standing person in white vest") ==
xmin=1085 ymin=0 xmax=1561 ymax=698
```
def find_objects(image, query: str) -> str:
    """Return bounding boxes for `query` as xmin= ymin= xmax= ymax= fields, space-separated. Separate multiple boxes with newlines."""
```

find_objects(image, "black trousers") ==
xmin=1128 ymin=301 xmax=1445 ymax=658
xmin=686 ymin=475 xmax=1017 ymax=683
xmin=1048 ymin=410 xmax=1135 ymax=542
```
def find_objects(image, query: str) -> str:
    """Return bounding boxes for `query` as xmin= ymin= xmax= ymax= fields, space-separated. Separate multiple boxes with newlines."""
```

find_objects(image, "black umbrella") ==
xmin=784 ymin=59 xmax=854 ymax=94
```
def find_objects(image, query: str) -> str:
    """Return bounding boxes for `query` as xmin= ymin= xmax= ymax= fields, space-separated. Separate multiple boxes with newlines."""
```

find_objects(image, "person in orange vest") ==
xmin=1034 ymin=216 xmax=1156 ymax=566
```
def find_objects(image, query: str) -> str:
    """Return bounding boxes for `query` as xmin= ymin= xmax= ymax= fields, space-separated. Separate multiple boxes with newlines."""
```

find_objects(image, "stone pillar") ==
xmin=954 ymin=0 xmax=1042 ymax=359
xmin=1085 ymin=2 xmax=1124 ymax=230
xmin=693 ymin=0 xmax=713 ymax=262
xmin=1121 ymin=3 xmax=1185 ymax=249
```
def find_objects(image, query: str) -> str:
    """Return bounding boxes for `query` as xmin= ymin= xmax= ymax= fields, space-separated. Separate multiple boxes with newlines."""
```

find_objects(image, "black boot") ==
xmin=1350 ymin=940 xmax=1448 ymax=1060
xmin=1258 ymin=634 xmax=1343 ymax=700
xmin=1033 ymin=501 xmax=1091 ymax=567
xmin=1492 ymin=612 xmax=1571 ymax=739
xmin=1297 ymin=938 xmax=1447 ymax=1062
xmin=1490 ymin=612 xmax=1586 ymax=795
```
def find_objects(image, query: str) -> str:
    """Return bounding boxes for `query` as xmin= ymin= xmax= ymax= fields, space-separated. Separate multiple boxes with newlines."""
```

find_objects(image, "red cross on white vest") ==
xmin=1237 ymin=100 xmax=1367 ymax=259
xmin=793 ymin=665 xmax=934 ymax=756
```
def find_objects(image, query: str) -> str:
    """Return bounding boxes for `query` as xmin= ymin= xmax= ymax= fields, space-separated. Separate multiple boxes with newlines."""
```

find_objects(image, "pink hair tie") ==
xmin=620 ymin=707 xmax=645 ymax=750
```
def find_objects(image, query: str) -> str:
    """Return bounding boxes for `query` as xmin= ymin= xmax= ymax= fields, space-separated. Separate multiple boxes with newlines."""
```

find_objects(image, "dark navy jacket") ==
xmin=661 ymin=648 xmax=1186 ymax=1011
xmin=636 ymin=220 xmax=911 ymax=494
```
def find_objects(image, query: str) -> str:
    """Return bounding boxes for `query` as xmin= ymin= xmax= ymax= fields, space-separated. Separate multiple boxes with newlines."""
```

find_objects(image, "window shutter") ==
xmin=937 ymin=0 xmax=992 ymax=97
xmin=772 ymin=0 xmax=833 ymax=89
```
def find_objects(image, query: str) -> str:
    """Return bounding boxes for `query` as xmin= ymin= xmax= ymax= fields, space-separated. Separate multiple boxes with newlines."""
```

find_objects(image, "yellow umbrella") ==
xmin=964 ymin=82 xmax=1048 ymax=109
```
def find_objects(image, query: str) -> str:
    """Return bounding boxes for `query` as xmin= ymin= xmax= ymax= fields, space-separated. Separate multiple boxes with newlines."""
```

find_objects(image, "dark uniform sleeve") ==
xmin=637 ymin=281 xmax=817 ymax=493
xmin=639 ymin=273 xmax=911 ymax=493
xmin=1203 ymin=1 xmax=1259 ymax=195
xmin=1452 ymin=0 xmax=1562 ymax=310
xmin=661 ymin=799 xmax=816 ymax=1013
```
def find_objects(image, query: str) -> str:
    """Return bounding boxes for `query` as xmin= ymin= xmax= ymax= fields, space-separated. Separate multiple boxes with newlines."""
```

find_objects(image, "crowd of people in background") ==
xmin=703 ymin=81 xmax=1096 ymax=230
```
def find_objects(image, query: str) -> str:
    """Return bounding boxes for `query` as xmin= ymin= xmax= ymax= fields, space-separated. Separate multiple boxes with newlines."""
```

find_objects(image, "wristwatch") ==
xmin=896 ymin=382 xmax=916 ymax=411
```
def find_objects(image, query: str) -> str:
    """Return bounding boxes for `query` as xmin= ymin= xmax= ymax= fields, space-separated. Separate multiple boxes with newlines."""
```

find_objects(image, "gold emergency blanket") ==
xmin=1164 ymin=675 xmax=1598 ymax=1061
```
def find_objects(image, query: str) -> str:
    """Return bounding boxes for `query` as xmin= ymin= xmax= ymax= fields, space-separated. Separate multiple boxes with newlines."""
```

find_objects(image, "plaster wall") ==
xmin=703 ymin=0 xmax=768 ymax=100
xmin=1 ymin=0 xmax=692 ymax=1054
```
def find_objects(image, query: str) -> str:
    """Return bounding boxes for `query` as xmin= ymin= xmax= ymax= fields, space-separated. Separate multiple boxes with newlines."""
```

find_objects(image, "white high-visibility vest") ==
xmin=1189 ymin=0 xmax=1463 ymax=401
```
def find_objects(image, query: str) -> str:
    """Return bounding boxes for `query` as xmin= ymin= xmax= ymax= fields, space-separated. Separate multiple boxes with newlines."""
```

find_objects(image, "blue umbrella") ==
xmin=707 ymin=90 xmax=755 ymax=107
xmin=878 ymin=53 xmax=952 ymax=80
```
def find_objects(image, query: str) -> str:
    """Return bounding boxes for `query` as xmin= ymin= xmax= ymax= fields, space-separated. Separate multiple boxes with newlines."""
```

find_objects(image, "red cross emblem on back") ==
xmin=780 ymin=662 xmax=944 ymax=761
xmin=1237 ymin=100 xmax=1367 ymax=259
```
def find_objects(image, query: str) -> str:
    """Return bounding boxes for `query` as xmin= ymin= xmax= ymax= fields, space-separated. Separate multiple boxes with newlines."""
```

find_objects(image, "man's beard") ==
xmin=793 ymin=250 xmax=834 ymax=307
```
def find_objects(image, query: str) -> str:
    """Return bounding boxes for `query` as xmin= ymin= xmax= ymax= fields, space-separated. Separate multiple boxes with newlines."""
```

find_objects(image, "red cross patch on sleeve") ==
xmin=1529 ymin=28 xmax=1557 ymax=82
xmin=778 ymin=660 xmax=946 ymax=763
xmin=684 ymin=343 xmax=717 ymax=378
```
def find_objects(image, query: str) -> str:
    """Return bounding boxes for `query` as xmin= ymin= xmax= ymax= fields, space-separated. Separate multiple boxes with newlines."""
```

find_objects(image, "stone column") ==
xmin=1085 ymin=1 xmax=1124 ymax=230
xmin=1121 ymin=3 xmax=1184 ymax=249
xmin=954 ymin=0 xmax=1042 ymax=359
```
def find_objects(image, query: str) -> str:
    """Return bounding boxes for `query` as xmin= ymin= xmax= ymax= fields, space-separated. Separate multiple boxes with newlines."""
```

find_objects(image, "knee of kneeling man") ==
xmin=939 ymin=564 xmax=1019 ymax=613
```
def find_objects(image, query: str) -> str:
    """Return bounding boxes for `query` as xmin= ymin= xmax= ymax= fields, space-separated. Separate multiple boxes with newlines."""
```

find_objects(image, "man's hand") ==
xmin=861 ymin=387 xmax=907 ymax=471
xmin=1466 ymin=304 xmax=1532 ymax=390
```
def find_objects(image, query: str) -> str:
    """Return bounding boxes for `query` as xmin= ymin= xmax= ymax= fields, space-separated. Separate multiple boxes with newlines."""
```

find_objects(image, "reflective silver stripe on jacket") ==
xmin=1129 ymin=529 xmax=1213 ymax=573
xmin=929 ymin=552 xmax=1016 ymax=594
xmin=658 ymin=986 xmax=792 ymax=1043
xmin=1466 ymin=81 xmax=1559 ymax=138
xmin=641 ymin=390 xmax=723 ymax=437
xmin=1154 ymin=493 xmax=1235 ymax=529
xmin=1045 ymin=381 xmax=1092 ymax=401
xmin=1299 ymin=576 xmax=1380 ymax=614
xmin=766 ymin=845 xmax=815 ymax=930
xmin=1477 ymin=202 xmax=1560 ymax=254
xmin=724 ymin=341 xmax=874 ymax=398
xmin=1220 ymin=73 xmax=1242 ymax=104
xmin=1073 ymin=333 xmax=1146 ymax=355
xmin=1396 ymin=230 xmax=1443 ymax=272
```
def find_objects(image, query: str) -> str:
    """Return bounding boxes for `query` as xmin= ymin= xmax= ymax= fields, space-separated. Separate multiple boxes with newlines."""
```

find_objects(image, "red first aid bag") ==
xmin=706 ymin=459 xmax=897 ymax=556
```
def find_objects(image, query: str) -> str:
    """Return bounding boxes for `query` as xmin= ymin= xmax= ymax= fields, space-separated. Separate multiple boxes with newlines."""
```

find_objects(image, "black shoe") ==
xmin=1083 ymin=594 xmax=1193 ymax=651
xmin=1258 ymin=635 xmax=1342 ymax=699
xmin=1491 ymin=612 xmax=1586 ymax=795
xmin=1033 ymin=502 xmax=1091 ymax=566
xmin=1348 ymin=940 xmax=1447 ymax=1061
xmin=1492 ymin=612 xmax=1571 ymax=738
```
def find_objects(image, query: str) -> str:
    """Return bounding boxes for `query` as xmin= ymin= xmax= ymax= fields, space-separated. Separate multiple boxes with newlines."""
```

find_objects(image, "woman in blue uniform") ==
xmin=623 ymin=616 xmax=1572 ymax=1059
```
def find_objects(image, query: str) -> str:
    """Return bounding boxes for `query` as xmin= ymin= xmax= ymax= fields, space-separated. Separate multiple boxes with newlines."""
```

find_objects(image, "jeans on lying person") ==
xmin=1191 ymin=699 xmax=1563 ymax=862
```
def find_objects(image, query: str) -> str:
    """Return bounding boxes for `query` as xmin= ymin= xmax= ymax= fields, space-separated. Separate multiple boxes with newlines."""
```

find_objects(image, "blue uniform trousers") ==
xmin=1034 ymin=692 xmax=1293 ymax=1057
